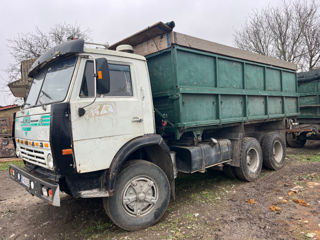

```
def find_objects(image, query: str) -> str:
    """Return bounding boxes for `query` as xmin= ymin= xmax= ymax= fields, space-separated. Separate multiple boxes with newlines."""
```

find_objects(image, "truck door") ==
xmin=70 ymin=57 xmax=144 ymax=173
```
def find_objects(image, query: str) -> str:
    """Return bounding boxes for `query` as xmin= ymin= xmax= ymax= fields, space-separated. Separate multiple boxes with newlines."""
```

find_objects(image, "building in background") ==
xmin=0 ymin=104 xmax=19 ymax=158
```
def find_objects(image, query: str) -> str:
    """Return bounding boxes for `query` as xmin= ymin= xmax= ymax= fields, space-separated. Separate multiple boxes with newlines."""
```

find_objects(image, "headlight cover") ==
xmin=46 ymin=153 xmax=54 ymax=169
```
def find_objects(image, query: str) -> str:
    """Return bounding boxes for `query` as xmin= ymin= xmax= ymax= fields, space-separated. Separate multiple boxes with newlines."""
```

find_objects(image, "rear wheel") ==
xmin=262 ymin=133 xmax=286 ymax=170
xmin=234 ymin=137 xmax=263 ymax=182
xmin=103 ymin=160 xmax=170 ymax=231
xmin=286 ymin=133 xmax=306 ymax=148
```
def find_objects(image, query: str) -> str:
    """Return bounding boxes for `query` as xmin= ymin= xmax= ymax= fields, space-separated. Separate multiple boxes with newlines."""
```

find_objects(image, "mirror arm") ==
xmin=78 ymin=57 xmax=98 ymax=117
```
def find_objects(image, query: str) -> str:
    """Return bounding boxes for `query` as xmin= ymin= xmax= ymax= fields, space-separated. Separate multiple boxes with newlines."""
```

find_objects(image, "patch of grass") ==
xmin=80 ymin=219 xmax=116 ymax=239
xmin=173 ymin=170 xmax=239 ymax=207
xmin=301 ymin=173 xmax=320 ymax=181
xmin=0 ymin=160 xmax=24 ymax=171
xmin=189 ymin=184 xmax=234 ymax=205
xmin=287 ymin=154 xmax=320 ymax=163
xmin=150 ymin=210 xmax=202 ymax=239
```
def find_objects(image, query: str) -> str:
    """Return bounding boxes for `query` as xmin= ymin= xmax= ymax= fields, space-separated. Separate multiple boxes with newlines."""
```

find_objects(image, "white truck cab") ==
xmin=10 ymin=39 xmax=174 ymax=231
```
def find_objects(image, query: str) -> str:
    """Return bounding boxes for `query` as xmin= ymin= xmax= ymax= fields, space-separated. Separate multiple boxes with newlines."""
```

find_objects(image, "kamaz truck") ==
xmin=9 ymin=21 xmax=298 ymax=230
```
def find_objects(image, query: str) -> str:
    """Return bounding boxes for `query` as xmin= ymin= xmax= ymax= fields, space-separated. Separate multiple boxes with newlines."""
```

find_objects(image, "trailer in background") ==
xmin=287 ymin=69 xmax=320 ymax=147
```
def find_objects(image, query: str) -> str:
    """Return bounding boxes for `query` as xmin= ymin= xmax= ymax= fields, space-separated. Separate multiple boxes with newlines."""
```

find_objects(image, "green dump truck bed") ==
xmin=110 ymin=22 xmax=299 ymax=140
xmin=298 ymin=69 xmax=320 ymax=120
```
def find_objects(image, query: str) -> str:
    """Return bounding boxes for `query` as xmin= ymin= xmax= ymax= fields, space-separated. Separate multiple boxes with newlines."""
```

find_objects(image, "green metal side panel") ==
xmin=266 ymin=69 xmax=281 ymax=91
xmin=218 ymin=59 xmax=243 ymax=89
xmin=298 ymin=70 xmax=320 ymax=119
xmin=176 ymin=51 xmax=216 ymax=88
xmin=247 ymin=96 xmax=265 ymax=117
xmin=283 ymin=72 xmax=296 ymax=92
xmin=245 ymin=64 xmax=264 ymax=90
xmin=147 ymin=46 xmax=299 ymax=139
xmin=147 ymin=51 xmax=176 ymax=95
xmin=180 ymin=95 xmax=218 ymax=124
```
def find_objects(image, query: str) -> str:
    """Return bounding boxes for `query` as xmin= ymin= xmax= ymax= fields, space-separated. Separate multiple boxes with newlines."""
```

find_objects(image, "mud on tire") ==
xmin=234 ymin=137 xmax=263 ymax=182
xmin=103 ymin=160 xmax=170 ymax=231
xmin=262 ymin=133 xmax=286 ymax=170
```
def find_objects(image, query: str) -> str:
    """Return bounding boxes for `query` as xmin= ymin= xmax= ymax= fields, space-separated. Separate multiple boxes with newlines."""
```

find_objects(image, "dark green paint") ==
xmin=147 ymin=46 xmax=299 ymax=139
xmin=298 ymin=70 xmax=320 ymax=119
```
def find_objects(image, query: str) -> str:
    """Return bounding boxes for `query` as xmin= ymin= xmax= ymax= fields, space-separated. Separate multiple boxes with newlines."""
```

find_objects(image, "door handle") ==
xmin=132 ymin=117 xmax=143 ymax=122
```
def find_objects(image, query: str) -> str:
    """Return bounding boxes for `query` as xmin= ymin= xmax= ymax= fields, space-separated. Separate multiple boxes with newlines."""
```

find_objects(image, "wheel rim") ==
xmin=122 ymin=176 xmax=158 ymax=217
xmin=273 ymin=140 xmax=283 ymax=163
xmin=246 ymin=147 xmax=259 ymax=172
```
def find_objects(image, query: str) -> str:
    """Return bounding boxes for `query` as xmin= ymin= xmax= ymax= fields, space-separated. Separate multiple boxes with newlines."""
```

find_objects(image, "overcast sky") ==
xmin=0 ymin=0 xmax=284 ymax=106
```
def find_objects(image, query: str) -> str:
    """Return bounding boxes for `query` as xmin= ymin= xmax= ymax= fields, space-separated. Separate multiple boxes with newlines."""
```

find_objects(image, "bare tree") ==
xmin=7 ymin=23 xmax=90 ymax=82
xmin=234 ymin=1 xmax=320 ymax=71
xmin=301 ymin=7 xmax=320 ymax=70
xmin=235 ymin=11 xmax=273 ymax=56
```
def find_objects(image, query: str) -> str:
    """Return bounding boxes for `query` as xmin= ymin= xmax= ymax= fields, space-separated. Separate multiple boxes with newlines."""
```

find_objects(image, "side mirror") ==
xmin=95 ymin=58 xmax=110 ymax=94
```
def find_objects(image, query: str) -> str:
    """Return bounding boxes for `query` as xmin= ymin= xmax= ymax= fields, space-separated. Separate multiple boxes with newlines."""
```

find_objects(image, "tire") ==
xmin=103 ymin=160 xmax=170 ymax=231
xmin=234 ymin=137 xmax=263 ymax=182
xmin=262 ymin=133 xmax=286 ymax=170
xmin=286 ymin=133 xmax=306 ymax=148
xmin=223 ymin=165 xmax=237 ymax=179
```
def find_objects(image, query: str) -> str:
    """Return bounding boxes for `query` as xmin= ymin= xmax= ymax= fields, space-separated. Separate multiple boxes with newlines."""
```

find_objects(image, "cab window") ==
xmin=80 ymin=61 xmax=95 ymax=98
xmin=107 ymin=64 xmax=133 ymax=96
xmin=80 ymin=62 xmax=133 ymax=97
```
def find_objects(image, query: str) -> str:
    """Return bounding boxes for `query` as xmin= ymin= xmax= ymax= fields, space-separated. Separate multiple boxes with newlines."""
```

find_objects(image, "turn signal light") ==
xmin=98 ymin=71 xmax=103 ymax=79
xmin=62 ymin=148 xmax=73 ymax=155
xmin=48 ymin=189 xmax=53 ymax=197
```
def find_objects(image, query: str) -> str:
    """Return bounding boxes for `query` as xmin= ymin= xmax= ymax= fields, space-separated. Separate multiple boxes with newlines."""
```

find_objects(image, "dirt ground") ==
xmin=1 ymin=142 xmax=320 ymax=240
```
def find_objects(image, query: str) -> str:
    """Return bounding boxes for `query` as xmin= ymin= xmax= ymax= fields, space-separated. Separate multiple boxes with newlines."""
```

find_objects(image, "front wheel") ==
xmin=103 ymin=160 xmax=170 ymax=231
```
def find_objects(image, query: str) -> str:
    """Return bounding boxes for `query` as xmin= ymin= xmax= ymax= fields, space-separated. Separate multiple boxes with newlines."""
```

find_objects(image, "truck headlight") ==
xmin=46 ymin=153 xmax=54 ymax=169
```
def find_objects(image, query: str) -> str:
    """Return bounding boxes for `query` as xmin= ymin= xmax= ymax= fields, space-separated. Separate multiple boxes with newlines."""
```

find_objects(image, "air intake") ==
xmin=116 ymin=44 xmax=134 ymax=53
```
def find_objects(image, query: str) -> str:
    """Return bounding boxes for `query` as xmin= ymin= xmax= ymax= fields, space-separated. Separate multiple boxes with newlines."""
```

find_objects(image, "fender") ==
xmin=106 ymin=134 xmax=173 ymax=195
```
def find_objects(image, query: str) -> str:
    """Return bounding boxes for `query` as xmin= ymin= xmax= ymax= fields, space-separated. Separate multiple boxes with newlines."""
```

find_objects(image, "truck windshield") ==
xmin=25 ymin=56 xmax=77 ymax=107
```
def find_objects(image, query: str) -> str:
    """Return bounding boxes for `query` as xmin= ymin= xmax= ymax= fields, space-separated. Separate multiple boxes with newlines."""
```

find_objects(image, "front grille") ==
xmin=20 ymin=146 xmax=46 ymax=166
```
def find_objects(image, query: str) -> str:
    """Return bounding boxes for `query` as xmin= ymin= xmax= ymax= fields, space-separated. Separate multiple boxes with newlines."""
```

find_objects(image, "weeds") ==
xmin=287 ymin=154 xmax=320 ymax=162
xmin=0 ymin=160 xmax=24 ymax=171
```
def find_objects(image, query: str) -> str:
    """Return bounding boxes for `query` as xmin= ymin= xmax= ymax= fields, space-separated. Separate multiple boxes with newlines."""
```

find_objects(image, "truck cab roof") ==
xmin=28 ymin=39 xmax=146 ymax=78
xmin=83 ymin=47 xmax=146 ymax=61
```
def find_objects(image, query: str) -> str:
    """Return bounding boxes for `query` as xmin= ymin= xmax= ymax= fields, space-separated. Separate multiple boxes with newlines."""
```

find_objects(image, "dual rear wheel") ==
xmin=224 ymin=133 xmax=285 ymax=182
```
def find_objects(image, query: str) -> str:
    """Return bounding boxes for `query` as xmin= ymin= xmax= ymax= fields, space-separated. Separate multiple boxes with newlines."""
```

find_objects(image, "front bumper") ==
xmin=9 ymin=164 xmax=60 ymax=206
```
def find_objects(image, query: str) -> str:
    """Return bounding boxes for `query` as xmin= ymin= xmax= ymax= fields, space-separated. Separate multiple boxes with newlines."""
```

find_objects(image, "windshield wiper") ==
xmin=41 ymin=90 xmax=53 ymax=100
xmin=38 ymin=98 xmax=47 ymax=111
